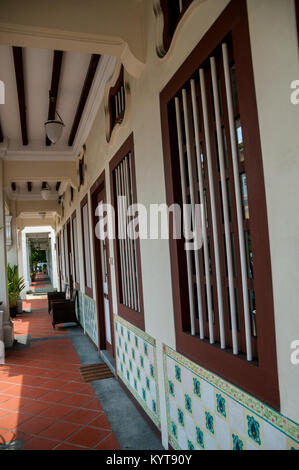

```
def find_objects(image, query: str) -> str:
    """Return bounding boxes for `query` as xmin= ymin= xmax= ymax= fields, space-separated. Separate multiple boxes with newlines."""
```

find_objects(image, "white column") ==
xmin=0 ymin=158 xmax=14 ymax=348
xmin=50 ymin=230 xmax=58 ymax=290
xmin=21 ymin=231 xmax=30 ymax=293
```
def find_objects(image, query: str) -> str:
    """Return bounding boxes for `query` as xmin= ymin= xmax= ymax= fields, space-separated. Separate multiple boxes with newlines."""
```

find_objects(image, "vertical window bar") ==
xmin=175 ymin=96 xmax=196 ymax=336
xmin=210 ymin=57 xmax=238 ymax=355
xmin=222 ymin=42 xmax=252 ymax=361
xmin=124 ymin=155 xmax=138 ymax=311
xmin=179 ymin=0 xmax=183 ymax=13
xmin=118 ymin=92 xmax=122 ymax=118
xmin=121 ymin=86 xmax=125 ymax=113
xmin=182 ymin=88 xmax=204 ymax=339
xmin=190 ymin=79 xmax=214 ymax=344
xmin=128 ymin=156 xmax=141 ymax=313
xmin=199 ymin=68 xmax=226 ymax=348
xmin=116 ymin=166 xmax=128 ymax=306
xmin=115 ymin=95 xmax=119 ymax=118
xmin=120 ymin=160 xmax=132 ymax=309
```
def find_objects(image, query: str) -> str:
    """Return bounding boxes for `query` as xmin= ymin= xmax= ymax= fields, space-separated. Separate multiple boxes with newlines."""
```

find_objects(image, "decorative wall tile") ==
xmin=163 ymin=344 xmax=299 ymax=450
xmin=114 ymin=315 xmax=160 ymax=429
xmin=76 ymin=291 xmax=98 ymax=347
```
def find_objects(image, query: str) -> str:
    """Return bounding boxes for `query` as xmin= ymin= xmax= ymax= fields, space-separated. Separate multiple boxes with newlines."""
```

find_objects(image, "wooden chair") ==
xmin=50 ymin=289 xmax=80 ymax=329
xmin=47 ymin=291 xmax=66 ymax=314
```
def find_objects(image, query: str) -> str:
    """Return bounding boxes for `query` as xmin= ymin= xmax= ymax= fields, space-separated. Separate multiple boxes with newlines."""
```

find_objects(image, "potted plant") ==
xmin=7 ymin=264 xmax=25 ymax=318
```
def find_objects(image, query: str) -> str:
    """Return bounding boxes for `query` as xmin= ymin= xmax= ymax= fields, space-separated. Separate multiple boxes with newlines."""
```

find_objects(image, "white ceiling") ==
xmin=0 ymin=46 xmax=116 ymax=161
xmin=5 ymin=180 xmax=67 ymax=201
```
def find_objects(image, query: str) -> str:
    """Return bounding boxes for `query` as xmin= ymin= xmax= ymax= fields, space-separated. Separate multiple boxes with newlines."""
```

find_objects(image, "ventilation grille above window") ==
xmin=154 ymin=0 xmax=195 ymax=57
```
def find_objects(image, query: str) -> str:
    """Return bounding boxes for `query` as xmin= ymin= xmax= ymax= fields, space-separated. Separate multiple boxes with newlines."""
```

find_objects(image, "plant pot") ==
xmin=10 ymin=306 xmax=18 ymax=318
xmin=17 ymin=298 xmax=23 ymax=314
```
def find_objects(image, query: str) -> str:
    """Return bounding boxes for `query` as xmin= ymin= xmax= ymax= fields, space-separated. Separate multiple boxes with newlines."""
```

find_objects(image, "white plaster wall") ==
xmin=247 ymin=0 xmax=299 ymax=423
xmin=55 ymin=0 xmax=299 ymax=444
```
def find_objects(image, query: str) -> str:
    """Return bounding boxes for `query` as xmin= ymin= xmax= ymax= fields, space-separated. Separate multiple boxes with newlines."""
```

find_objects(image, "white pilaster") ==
xmin=0 ymin=158 xmax=14 ymax=348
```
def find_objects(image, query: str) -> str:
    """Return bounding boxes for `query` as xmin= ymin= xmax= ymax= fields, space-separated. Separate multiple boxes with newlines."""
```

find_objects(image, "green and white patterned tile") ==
xmin=163 ymin=344 xmax=299 ymax=450
xmin=114 ymin=315 xmax=160 ymax=429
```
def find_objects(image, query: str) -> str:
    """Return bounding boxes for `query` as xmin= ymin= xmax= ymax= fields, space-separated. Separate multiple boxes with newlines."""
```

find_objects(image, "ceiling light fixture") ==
xmin=41 ymin=182 xmax=51 ymax=200
xmin=44 ymin=110 xmax=65 ymax=144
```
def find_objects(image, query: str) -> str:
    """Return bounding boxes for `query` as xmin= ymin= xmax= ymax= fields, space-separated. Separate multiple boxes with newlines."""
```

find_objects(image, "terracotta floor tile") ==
xmin=39 ymin=379 xmax=69 ymax=390
xmin=24 ymin=436 xmax=58 ymax=450
xmin=0 ymin=397 xmax=32 ymax=412
xmin=37 ymin=370 xmax=64 ymax=379
xmin=0 ymin=382 xmax=16 ymax=393
xmin=0 ymin=394 xmax=11 ymax=404
xmin=94 ymin=433 xmax=120 ymax=450
xmin=3 ymin=385 xmax=49 ymax=400
xmin=0 ymin=411 xmax=31 ymax=430
xmin=89 ymin=413 xmax=111 ymax=430
xmin=60 ymin=393 xmax=93 ymax=408
xmin=62 ymin=408 xmax=99 ymax=425
xmin=81 ymin=398 xmax=103 ymax=412
xmin=40 ymin=390 xmax=71 ymax=403
xmin=3 ymin=375 xmax=25 ymax=385
xmin=23 ymin=376 xmax=51 ymax=387
xmin=0 ymin=409 xmax=10 ymax=419
xmin=40 ymin=420 xmax=81 ymax=441
xmin=55 ymin=372 xmax=82 ymax=382
xmin=53 ymin=442 xmax=90 ymax=450
xmin=4 ymin=303 xmax=119 ymax=451
xmin=67 ymin=426 xmax=110 ymax=448
xmin=39 ymin=404 xmax=74 ymax=420
xmin=20 ymin=400 xmax=52 ymax=416
xmin=18 ymin=416 xmax=55 ymax=435
xmin=59 ymin=382 xmax=89 ymax=394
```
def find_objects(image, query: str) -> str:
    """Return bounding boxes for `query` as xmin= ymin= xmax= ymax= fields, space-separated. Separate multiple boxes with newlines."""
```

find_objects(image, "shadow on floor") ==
xmin=67 ymin=325 xmax=164 ymax=451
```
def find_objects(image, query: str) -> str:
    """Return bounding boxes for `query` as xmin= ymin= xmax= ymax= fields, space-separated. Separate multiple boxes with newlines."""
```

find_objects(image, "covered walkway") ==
xmin=0 ymin=291 xmax=162 ymax=450
xmin=0 ymin=298 xmax=120 ymax=450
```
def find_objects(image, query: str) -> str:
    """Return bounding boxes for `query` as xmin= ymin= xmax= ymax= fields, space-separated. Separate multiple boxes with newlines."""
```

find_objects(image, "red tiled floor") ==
xmin=66 ymin=426 xmax=111 ymax=448
xmin=54 ymin=442 xmax=90 ymax=450
xmin=95 ymin=433 xmax=120 ymax=450
xmin=81 ymin=398 xmax=103 ymax=412
xmin=40 ymin=390 xmax=71 ymax=403
xmin=24 ymin=436 xmax=58 ymax=450
xmin=38 ymin=404 xmax=74 ymax=420
xmin=39 ymin=420 xmax=81 ymax=441
xmin=0 ymin=411 xmax=31 ymax=430
xmin=60 ymin=393 xmax=94 ymax=408
xmin=62 ymin=408 xmax=99 ymax=425
xmin=0 ymin=299 xmax=120 ymax=450
xmin=89 ymin=413 xmax=111 ymax=430
xmin=18 ymin=416 xmax=55 ymax=435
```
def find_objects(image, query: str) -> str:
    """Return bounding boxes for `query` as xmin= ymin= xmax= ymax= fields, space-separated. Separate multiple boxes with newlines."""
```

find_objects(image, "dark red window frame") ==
xmin=296 ymin=0 xmax=299 ymax=44
xmin=157 ymin=0 xmax=194 ymax=57
xmin=71 ymin=209 xmax=80 ymax=290
xmin=63 ymin=223 xmax=69 ymax=284
xmin=160 ymin=0 xmax=279 ymax=410
xmin=56 ymin=231 xmax=62 ymax=289
xmin=80 ymin=194 xmax=93 ymax=298
xmin=107 ymin=66 xmax=126 ymax=141
xmin=109 ymin=133 xmax=145 ymax=331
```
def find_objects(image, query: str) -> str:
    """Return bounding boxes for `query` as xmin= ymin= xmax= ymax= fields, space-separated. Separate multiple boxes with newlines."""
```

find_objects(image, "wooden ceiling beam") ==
xmin=68 ymin=54 xmax=101 ymax=147
xmin=46 ymin=50 xmax=63 ymax=146
xmin=12 ymin=46 xmax=28 ymax=146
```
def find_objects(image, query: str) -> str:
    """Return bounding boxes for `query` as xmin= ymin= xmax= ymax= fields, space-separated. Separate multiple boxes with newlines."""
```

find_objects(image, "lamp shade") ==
xmin=44 ymin=120 xmax=64 ymax=144
xmin=41 ymin=188 xmax=51 ymax=200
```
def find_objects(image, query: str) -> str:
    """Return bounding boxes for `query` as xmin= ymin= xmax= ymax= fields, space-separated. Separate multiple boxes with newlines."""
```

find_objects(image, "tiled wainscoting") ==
xmin=114 ymin=315 xmax=160 ymax=430
xmin=76 ymin=292 xmax=98 ymax=348
xmin=163 ymin=345 xmax=299 ymax=451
